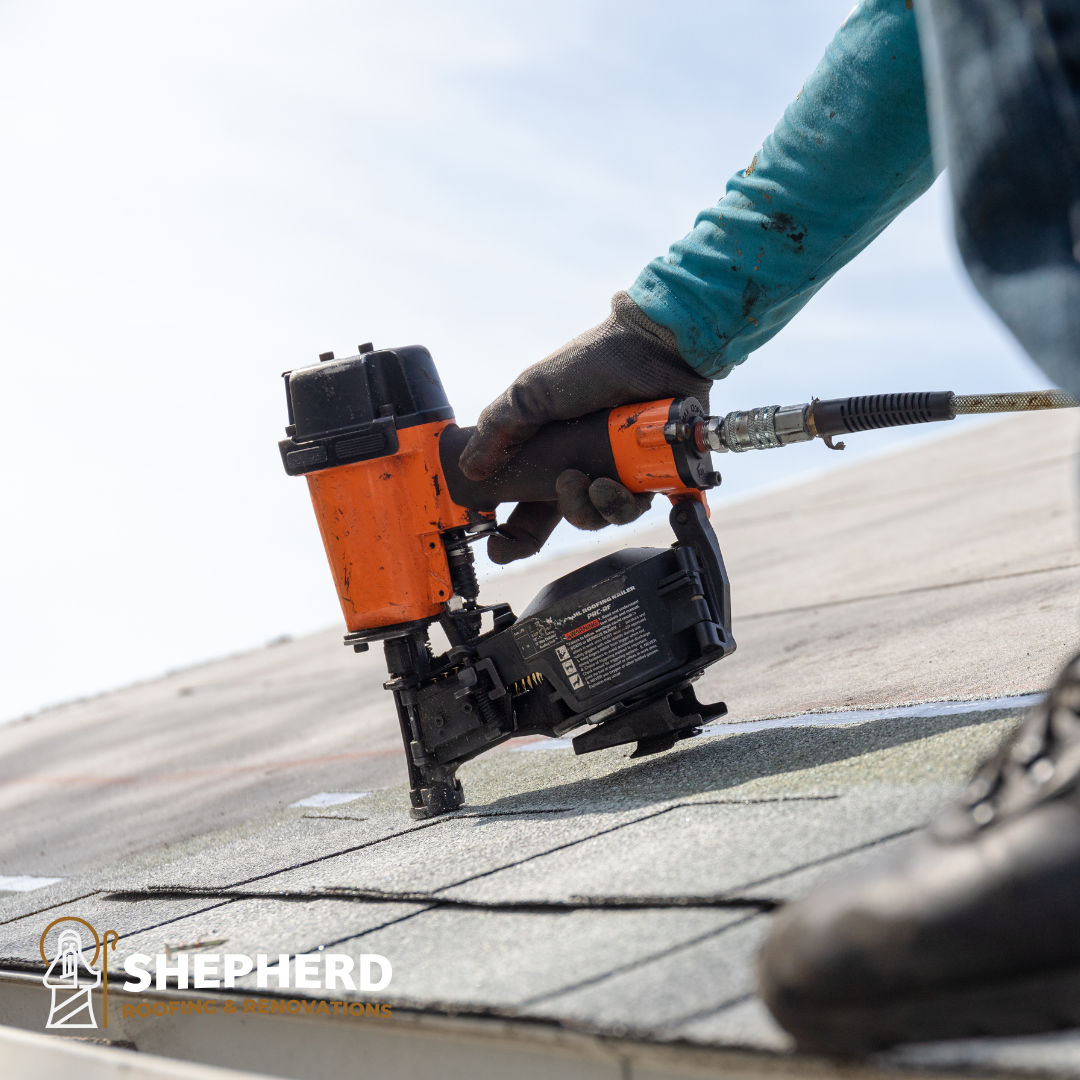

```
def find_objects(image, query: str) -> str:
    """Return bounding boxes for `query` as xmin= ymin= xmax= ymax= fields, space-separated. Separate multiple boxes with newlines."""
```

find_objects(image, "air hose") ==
xmin=696 ymin=390 xmax=1080 ymax=453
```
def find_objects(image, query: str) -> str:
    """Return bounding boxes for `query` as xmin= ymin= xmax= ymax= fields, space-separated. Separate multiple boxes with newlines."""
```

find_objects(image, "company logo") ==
xmin=39 ymin=916 xmax=392 ymax=1029
xmin=40 ymin=917 xmax=119 ymax=1029
xmin=121 ymin=950 xmax=391 ymax=994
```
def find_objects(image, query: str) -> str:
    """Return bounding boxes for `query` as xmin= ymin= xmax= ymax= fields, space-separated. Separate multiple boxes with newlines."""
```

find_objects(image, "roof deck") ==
xmin=3 ymin=410 xmax=1079 ymax=1079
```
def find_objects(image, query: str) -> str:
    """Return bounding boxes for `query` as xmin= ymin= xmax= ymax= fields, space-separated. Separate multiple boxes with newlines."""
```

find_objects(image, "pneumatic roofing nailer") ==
xmin=279 ymin=344 xmax=1077 ymax=819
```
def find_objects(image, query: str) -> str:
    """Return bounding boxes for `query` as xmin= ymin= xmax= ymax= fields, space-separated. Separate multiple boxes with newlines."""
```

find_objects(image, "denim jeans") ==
xmin=925 ymin=0 xmax=1080 ymax=397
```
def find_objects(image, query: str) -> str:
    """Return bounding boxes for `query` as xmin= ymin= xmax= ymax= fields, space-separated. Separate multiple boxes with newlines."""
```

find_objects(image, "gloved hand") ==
xmin=459 ymin=292 xmax=712 ymax=564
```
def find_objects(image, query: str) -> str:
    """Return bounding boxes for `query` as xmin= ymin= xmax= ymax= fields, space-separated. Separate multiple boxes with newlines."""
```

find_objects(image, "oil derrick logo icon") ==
xmin=40 ymin=917 xmax=118 ymax=1029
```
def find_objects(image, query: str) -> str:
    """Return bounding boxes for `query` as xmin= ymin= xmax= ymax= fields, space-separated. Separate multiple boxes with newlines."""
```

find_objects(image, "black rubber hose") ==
xmin=811 ymin=392 xmax=954 ymax=437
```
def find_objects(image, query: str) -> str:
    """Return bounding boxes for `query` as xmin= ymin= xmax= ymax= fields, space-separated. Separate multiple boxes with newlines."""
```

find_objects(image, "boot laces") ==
xmin=955 ymin=653 xmax=1080 ymax=831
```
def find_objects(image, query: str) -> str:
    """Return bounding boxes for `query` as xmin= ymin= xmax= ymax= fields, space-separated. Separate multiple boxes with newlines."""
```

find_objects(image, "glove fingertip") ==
xmin=458 ymin=429 xmax=535 ymax=482
xmin=486 ymin=536 xmax=526 ymax=564
xmin=557 ymin=469 xmax=608 ymax=531
xmin=487 ymin=501 xmax=562 ymax=563
xmin=588 ymin=476 xmax=648 ymax=525
xmin=459 ymin=458 xmax=495 ymax=482
xmin=457 ymin=437 xmax=498 ymax=482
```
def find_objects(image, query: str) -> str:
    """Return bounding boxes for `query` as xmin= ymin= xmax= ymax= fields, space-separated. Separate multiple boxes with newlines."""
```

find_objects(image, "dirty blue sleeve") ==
xmin=628 ymin=0 xmax=937 ymax=379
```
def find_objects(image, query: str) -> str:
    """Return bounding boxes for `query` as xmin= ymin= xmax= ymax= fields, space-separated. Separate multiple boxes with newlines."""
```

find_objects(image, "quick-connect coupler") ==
xmin=698 ymin=405 xmax=814 ymax=453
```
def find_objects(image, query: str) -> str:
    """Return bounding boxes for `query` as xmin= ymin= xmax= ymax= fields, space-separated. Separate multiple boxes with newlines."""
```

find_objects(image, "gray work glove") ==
xmin=459 ymin=291 xmax=712 ymax=564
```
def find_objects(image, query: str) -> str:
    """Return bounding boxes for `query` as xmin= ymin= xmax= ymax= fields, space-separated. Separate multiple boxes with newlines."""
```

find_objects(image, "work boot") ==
xmin=757 ymin=651 xmax=1080 ymax=1055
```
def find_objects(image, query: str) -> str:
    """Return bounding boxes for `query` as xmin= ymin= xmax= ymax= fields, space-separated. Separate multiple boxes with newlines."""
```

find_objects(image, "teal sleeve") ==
xmin=628 ymin=0 xmax=937 ymax=379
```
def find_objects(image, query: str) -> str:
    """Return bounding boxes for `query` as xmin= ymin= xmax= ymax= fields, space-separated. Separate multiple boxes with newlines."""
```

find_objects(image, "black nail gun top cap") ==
xmin=285 ymin=345 xmax=454 ymax=439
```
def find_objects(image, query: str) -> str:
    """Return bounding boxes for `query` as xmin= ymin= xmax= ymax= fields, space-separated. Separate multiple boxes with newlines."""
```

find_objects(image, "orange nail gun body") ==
xmin=303 ymin=420 xmax=480 ymax=633
xmin=281 ymin=344 xmax=734 ymax=818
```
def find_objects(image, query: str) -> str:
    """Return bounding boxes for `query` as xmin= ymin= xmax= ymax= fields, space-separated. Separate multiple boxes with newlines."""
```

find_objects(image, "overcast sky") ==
xmin=0 ymin=0 xmax=1051 ymax=722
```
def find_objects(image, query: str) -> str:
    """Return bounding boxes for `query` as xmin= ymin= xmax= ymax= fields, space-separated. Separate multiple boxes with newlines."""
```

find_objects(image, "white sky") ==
xmin=0 ymin=0 xmax=1052 ymax=722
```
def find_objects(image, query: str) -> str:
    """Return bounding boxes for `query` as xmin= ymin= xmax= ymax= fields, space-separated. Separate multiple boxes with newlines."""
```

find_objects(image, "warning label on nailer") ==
xmin=510 ymin=575 xmax=671 ymax=699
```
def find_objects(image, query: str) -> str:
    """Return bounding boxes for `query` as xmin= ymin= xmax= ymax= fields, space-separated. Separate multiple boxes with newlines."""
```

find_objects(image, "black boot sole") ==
xmin=780 ymin=962 xmax=1080 ymax=1056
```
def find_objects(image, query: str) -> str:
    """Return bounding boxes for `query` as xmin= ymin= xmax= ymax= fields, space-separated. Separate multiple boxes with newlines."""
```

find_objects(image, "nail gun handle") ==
xmin=438 ymin=397 xmax=718 ymax=512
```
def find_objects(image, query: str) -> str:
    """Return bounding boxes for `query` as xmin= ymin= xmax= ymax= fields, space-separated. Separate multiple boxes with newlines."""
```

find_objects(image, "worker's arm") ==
xmin=462 ymin=0 xmax=937 ymax=563
xmin=630 ymin=0 xmax=937 ymax=378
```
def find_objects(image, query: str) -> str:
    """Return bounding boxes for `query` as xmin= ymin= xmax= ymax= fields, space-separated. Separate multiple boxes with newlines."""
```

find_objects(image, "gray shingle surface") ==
xmin=315 ymin=906 xmax=753 ymax=1012
xmin=0 ymin=895 xmax=235 ymax=965
xmin=435 ymin=789 xmax=946 ymax=904
xmin=110 ymin=810 xmax=433 ymax=892
xmin=0 ymin=710 xmax=1026 ymax=1054
xmin=524 ymin=913 xmax=771 ymax=1030
xmin=672 ymin=996 xmax=793 ymax=1051
xmin=117 ymin=897 xmax=428 ymax=967
xmin=4 ymin=413 xmax=1080 ymax=1073
xmin=239 ymin=808 xmax=640 ymax=897
xmin=4 ymin=411 xmax=1077 ymax=884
